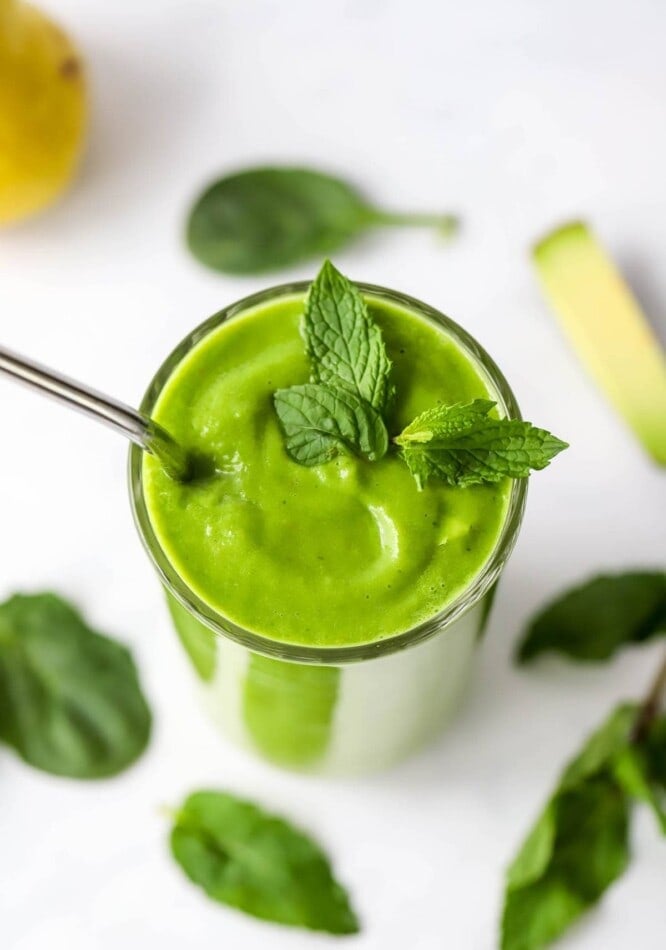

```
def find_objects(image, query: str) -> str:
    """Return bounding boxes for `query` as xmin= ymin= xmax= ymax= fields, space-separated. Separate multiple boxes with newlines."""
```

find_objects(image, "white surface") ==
xmin=1 ymin=0 xmax=665 ymax=947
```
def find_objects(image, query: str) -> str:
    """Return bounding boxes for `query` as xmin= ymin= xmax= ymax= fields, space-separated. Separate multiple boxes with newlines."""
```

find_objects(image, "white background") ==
xmin=1 ymin=1 xmax=665 ymax=947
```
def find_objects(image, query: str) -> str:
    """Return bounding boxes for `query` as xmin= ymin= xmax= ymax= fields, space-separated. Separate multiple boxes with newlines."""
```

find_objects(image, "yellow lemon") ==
xmin=0 ymin=0 xmax=87 ymax=224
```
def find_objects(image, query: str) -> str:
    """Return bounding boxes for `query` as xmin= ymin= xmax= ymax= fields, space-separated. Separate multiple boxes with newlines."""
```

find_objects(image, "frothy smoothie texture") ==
xmin=143 ymin=291 xmax=511 ymax=649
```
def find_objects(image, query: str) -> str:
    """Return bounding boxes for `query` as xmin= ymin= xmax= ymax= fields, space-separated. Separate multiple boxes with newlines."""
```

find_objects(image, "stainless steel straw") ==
xmin=0 ymin=345 xmax=190 ymax=479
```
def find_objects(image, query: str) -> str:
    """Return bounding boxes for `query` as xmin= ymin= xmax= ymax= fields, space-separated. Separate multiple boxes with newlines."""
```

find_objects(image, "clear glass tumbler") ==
xmin=130 ymin=283 xmax=526 ymax=775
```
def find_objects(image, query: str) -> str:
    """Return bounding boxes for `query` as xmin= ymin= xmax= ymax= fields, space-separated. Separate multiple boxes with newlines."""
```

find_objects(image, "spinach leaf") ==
xmin=186 ymin=166 xmax=457 ymax=274
xmin=0 ymin=593 xmax=151 ymax=778
xmin=170 ymin=790 xmax=359 ymax=935
xmin=517 ymin=571 xmax=666 ymax=663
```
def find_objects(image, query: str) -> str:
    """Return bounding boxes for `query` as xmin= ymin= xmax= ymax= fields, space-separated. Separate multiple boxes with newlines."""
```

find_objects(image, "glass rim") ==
xmin=129 ymin=281 xmax=527 ymax=665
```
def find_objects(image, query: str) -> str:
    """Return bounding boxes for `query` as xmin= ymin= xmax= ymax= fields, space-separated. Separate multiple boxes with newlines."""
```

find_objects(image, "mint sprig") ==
xmin=503 ymin=575 xmax=666 ymax=950
xmin=273 ymin=261 xmax=567 ymax=486
xmin=502 ymin=699 xmax=666 ymax=950
xmin=274 ymin=261 xmax=391 ymax=465
xmin=502 ymin=706 xmax=634 ymax=950
xmin=395 ymin=400 xmax=568 ymax=489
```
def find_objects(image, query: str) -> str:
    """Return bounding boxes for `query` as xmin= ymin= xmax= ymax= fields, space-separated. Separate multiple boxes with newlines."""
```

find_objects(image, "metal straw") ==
xmin=0 ymin=345 xmax=191 ymax=480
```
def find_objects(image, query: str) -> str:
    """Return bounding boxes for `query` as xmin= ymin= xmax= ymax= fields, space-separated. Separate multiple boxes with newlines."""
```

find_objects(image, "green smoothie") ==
xmin=143 ymin=293 xmax=511 ymax=649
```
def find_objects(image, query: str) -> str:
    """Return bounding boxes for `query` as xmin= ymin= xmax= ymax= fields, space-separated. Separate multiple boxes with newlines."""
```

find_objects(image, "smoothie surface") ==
xmin=143 ymin=292 xmax=511 ymax=647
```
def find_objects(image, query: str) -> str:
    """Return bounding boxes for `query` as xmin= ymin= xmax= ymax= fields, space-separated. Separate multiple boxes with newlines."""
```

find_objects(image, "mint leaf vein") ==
xmin=273 ymin=383 xmax=388 ymax=466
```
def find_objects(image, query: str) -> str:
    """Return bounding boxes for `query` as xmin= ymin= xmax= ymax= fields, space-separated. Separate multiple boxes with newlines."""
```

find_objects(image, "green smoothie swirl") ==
xmin=144 ymin=293 xmax=511 ymax=648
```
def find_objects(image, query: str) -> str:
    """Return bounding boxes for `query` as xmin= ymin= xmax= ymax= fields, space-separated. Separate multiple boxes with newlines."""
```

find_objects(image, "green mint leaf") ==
xmin=186 ymin=166 xmax=458 ymax=275
xmin=400 ymin=445 xmax=436 ymax=491
xmin=273 ymin=383 xmax=388 ymax=466
xmin=396 ymin=398 xmax=495 ymax=444
xmin=396 ymin=400 xmax=567 ymax=488
xmin=0 ymin=593 xmax=151 ymax=778
xmin=517 ymin=571 xmax=666 ymax=663
xmin=502 ymin=706 xmax=636 ymax=950
xmin=304 ymin=259 xmax=393 ymax=412
xmin=169 ymin=790 xmax=360 ymax=935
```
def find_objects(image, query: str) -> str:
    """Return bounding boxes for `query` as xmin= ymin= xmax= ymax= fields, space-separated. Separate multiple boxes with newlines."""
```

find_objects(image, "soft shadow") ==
xmin=617 ymin=253 xmax=666 ymax=349
xmin=2 ymin=32 xmax=212 ymax=241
